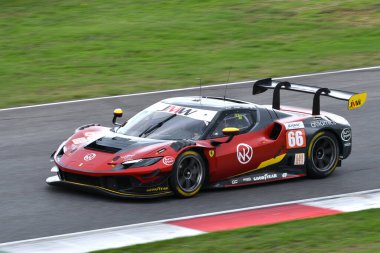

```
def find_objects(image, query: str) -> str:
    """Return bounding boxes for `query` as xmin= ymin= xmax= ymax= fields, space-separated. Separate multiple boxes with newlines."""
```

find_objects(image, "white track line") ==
xmin=1 ymin=65 xmax=379 ymax=113
xmin=0 ymin=188 xmax=379 ymax=247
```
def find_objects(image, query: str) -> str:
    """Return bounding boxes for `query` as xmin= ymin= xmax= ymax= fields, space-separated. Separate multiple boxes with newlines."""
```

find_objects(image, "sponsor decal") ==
xmin=282 ymin=173 xmax=288 ymax=178
xmin=310 ymin=120 xmax=336 ymax=128
xmin=159 ymin=105 xmax=197 ymax=116
xmin=209 ymin=150 xmax=215 ymax=157
xmin=146 ymin=186 xmax=169 ymax=192
xmin=252 ymin=173 xmax=277 ymax=181
xmin=294 ymin=153 xmax=305 ymax=165
xmin=348 ymin=93 xmax=366 ymax=110
xmin=284 ymin=121 xmax=305 ymax=130
xmin=84 ymin=153 xmax=96 ymax=161
xmin=349 ymin=100 xmax=361 ymax=109
xmin=163 ymin=156 xmax=175 ymax=166
xmin=344 ymin=142 xmax=352 ymax=147
xmin=230 ymin=173 xmax=280 ymax=185
xmin=147 ymin=102 xmax=217 ymax=122
xmin=341 ymin=128 xmax=351 ymax=142
xmin=236 ymin=143 xmax=253 ymax=164
xmin=286 ymin=129 xmax=306 ymax=149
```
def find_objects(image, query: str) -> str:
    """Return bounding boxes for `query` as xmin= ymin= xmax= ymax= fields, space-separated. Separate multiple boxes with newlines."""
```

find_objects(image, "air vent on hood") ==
xmin=85 ymin=137 xmax=137 ymax=153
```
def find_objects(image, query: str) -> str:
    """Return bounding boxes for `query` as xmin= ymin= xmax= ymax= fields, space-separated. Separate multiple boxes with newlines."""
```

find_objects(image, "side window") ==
xmin=209 ymin=111 xmax=255 ymax=138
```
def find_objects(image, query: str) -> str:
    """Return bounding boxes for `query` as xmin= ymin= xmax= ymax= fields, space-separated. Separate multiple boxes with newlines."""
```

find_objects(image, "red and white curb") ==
xmin=1 ymin=189 xmax=379 ymax=253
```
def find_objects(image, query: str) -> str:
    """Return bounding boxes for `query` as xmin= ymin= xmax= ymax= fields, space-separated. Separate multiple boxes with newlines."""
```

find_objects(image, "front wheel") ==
xmin=170 ymin=150 xmax=206 ymax=198
xmin=307 ymin=131 xmax=339 ymax=178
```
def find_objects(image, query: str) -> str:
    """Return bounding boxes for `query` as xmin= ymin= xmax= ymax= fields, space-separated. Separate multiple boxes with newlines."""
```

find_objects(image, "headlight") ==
xmin=53 ymin=141 xmax=67 ymax=162
xmin=122 ymin=157 xmax=162 ymax=168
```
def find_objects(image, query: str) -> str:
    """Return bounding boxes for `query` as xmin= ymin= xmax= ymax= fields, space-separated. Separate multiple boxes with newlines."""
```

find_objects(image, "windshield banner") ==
xmin=146 ymin=102 xmax=218 ymax=122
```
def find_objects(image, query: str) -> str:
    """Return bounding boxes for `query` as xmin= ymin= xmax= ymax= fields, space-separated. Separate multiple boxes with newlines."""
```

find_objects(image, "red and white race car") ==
xmin=47 ymin=78 xmax=366 ymax=198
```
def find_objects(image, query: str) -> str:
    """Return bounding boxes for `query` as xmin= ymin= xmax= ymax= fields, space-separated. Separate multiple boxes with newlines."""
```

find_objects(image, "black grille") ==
xmin=63 ymin=171 xmax=101 ymax=187
xmin=61 ymin=171 xmax=135 ymax=190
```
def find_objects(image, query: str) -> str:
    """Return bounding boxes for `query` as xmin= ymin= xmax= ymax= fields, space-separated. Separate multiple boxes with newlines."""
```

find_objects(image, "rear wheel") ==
xmin=170 ymin=150 xmax=206 ymax=198
xmin=307 ymin=131 xmax=339 ymax=178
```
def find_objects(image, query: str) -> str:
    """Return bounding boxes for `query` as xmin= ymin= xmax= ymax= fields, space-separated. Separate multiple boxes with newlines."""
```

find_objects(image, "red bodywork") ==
xmin=56 ymin=117 xmax=293 ymax=187
xmin=56 ymin=120 xmax=289 ymax=184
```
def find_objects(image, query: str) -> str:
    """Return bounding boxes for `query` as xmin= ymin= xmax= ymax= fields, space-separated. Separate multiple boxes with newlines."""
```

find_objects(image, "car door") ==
xmin=207 ymin=109 xmax=284 ymax=181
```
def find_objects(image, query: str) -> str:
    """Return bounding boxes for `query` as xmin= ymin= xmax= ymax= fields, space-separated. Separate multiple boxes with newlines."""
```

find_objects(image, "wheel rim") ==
xmin=311 ymin=136 xmax=337 ymax=172
xmin=176 ymin=156 xmax=203 ymax=192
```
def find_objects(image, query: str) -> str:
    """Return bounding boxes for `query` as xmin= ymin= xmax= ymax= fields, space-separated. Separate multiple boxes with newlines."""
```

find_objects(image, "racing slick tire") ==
xmin=307 ymin=131 xmax=339 ymax=178
xmin=170 ymin=150 xmax=206 ymax=198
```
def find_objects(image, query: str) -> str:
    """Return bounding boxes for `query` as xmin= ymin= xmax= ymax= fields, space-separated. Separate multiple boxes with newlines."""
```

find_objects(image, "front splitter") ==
xmin=46 ymin=175 xmax=173 ymax=199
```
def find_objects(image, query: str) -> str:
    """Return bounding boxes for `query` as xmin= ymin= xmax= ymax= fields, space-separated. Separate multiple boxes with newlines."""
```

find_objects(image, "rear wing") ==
xmin=252 ymin=78 xmax=367 ymax=115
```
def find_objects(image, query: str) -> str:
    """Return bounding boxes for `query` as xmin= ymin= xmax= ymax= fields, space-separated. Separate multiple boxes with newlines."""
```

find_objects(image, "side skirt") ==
xmin=209 ymin=168 xmax=306 ymax=188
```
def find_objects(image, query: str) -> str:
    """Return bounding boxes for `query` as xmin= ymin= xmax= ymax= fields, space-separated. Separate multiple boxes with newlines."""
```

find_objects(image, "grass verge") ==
xmin=94 ymin=208 xmax=380 ymax=253
xmin=1 ymin=0 xmax=380 ymax=108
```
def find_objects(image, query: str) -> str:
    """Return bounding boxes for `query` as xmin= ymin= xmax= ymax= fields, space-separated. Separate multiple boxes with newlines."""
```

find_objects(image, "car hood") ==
xmin=56 ymin=126 xmax=174 ymax=172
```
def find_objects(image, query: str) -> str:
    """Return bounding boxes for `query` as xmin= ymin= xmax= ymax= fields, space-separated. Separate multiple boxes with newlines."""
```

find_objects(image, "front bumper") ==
xmin=46 ymin=175 xmax=173 ymax=199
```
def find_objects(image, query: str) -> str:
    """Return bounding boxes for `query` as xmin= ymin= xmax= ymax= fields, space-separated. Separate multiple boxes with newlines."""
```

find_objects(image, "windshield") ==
xmin=117 ymin=102 xmax=218 ymax=140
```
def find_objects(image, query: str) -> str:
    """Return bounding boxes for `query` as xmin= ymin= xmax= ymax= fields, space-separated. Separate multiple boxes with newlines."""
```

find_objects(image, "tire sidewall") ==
xmin=170 ymin=150 xmax=206 ymax=198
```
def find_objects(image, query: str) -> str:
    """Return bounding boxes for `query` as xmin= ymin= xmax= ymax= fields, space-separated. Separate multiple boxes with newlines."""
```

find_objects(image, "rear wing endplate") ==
xmin=252 ymin=78 xmax=367 ymax=115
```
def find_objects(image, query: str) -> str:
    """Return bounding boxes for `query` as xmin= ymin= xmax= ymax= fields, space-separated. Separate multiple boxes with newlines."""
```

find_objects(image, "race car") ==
xmin=46 ymin=78 xmax=367 ymax=198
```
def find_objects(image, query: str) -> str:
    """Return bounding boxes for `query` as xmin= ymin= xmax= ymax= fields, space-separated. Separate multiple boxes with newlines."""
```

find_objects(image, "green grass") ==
xmin=94 ymin=208 xmax=380 ymax=253
xmin=1 ymin=0 xmax=380 ymax=108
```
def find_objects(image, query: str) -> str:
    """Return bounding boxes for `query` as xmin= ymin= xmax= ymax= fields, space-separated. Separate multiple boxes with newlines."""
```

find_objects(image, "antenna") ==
xmin=224 ymin=68 xmax=231 ymax=100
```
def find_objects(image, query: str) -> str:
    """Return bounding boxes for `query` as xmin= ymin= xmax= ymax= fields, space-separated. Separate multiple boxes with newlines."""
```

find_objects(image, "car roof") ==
xmin=161 ymin=96 xmax=257 ymax=111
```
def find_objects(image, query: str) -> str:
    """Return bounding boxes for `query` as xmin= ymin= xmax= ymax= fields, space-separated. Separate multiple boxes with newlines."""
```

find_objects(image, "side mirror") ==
xmin=211 ymin=127 xmax=240 ymax=146
xmin=112 ymin=108 xmax=123 ymax=126
xmin=222 ymin=127 xmax=240 ymax=136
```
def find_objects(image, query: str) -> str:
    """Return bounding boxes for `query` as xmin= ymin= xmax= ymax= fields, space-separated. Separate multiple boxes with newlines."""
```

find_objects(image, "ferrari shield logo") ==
xmin=209 ymin=150 xmax=215 ymax=157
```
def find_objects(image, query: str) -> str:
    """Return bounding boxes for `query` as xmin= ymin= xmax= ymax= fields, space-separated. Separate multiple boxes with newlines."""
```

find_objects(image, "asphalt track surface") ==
xmin=0 ymin=69 xmax=379 ymax=243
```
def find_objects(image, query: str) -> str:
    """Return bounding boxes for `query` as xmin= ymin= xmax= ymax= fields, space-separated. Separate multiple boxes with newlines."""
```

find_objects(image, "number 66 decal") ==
xmin=286 ymin=129 xmax=306 ymax=149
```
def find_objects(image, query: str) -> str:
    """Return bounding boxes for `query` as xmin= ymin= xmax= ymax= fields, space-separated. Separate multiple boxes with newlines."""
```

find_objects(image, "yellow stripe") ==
xmin=230 ymin=153 xmax=286 ymax=178
xmin=257 ymin=153 xmax=287 ymax=170
xmin=64 ymin=181 xmax=172 ymax=197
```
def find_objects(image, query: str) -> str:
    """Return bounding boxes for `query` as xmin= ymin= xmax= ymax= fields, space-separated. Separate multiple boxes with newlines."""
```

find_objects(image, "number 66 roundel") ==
xmin=286 ymin=129 xmax=306 ymax=149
